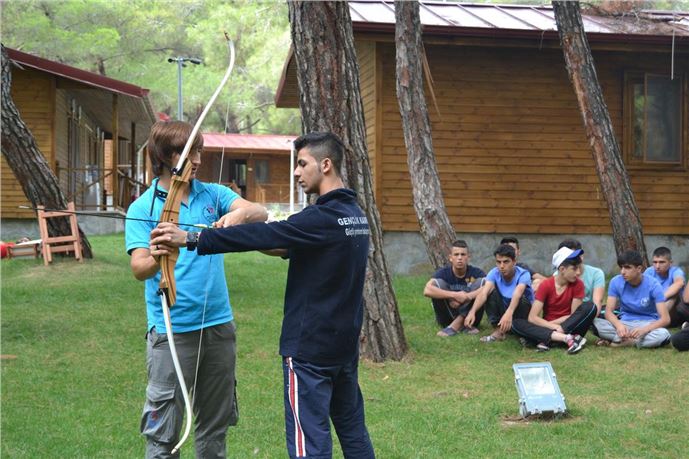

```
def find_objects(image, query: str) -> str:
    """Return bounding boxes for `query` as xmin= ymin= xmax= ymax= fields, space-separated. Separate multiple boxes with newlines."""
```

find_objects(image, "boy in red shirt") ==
xmin=512 ymin=247 xmax=598 ymax=353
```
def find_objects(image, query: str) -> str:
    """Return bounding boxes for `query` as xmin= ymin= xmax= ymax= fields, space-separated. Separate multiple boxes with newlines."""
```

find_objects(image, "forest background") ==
xmin=2 ymin=0 xmax=686 ymax=138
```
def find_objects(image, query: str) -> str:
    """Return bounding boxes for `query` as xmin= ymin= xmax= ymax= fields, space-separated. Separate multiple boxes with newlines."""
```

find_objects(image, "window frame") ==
xmin=623 ymin=70 xmax=687 ymax=170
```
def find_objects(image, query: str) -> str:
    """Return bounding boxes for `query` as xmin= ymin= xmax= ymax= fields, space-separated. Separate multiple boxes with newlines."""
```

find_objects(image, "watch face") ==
xmin=186 ymin=231 xmax=199 ymax=249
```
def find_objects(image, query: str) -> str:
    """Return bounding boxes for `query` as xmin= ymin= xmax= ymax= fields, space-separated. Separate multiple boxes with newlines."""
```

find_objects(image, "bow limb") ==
xmin=157 ymin=34 xmax=236 ymax=456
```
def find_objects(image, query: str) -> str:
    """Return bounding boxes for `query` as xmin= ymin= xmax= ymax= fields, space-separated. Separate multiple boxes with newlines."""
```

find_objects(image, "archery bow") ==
xmin=157 ymin=34 xmax=235 ymax=455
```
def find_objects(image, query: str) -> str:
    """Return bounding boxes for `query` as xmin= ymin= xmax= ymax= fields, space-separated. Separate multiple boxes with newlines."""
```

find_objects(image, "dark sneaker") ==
xmin=566 ymin=334 xmax=586 ymax=354
xmin=536 ymin=342 xmax=550 ymax=352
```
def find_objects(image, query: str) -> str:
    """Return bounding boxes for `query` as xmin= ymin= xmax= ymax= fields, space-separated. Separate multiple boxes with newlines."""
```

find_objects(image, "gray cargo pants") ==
xmin=142 ymin=321 xmax=238 ymax=458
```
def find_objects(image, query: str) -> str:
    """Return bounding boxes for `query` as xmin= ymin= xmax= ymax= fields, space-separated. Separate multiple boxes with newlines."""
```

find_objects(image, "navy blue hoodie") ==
xmin=198 ymin=188 xmax=370 ymax=364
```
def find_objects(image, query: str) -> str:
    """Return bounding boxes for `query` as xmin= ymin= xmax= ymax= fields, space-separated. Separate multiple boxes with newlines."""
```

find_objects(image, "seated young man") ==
xmin=500 ymin=236 xmax=545 ymax=292
xmin=512 ymin=247 xmax=597 ymax=354
xmin=644 ymin=246 xmax=687 ymax=327
xmin=557 ymin=239 xmax=605 ymax=313
xmin=593 ymin=250 xmax=671 ymax=348
xmin=423 ymin=240 xmax=486 ymax=336
xmin=671 ymin=286 xmax=689 ymax=351
xmin=672 ymin=323 xmax=689 ymax=352
xmin=465 ymin=244 xmax=533 ymax=343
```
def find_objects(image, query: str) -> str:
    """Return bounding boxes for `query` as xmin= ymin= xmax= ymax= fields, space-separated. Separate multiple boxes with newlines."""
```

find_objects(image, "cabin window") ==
xmin=624 ymin=72 xmax=683 ymax=166
xmin=254 ymin=159 xmax=269 ymax=184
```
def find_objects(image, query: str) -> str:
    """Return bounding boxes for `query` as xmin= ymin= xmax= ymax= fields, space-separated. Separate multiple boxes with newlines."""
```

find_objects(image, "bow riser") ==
xmin=158 ymin=161 xmax=193 ymax=306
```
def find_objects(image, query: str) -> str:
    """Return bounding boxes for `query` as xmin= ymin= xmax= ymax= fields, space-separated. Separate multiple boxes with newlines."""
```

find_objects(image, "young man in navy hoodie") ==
xmin=151 ymin=132 xmax=375 ymax=459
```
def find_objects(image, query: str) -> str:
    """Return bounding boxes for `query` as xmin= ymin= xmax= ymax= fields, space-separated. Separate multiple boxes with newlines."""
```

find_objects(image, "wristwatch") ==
xmin=186 ymin=231 xmax=200 ymax=251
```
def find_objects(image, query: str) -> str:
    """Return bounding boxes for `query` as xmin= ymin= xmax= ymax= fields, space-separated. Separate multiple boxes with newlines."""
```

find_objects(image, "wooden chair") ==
xmin=37 ymin=202 xmax=83 ymax=266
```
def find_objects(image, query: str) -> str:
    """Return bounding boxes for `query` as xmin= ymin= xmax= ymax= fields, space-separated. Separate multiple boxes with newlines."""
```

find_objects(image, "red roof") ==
xmin=7 ymin=47 xmax=152 ymax=98
xmin=348 ymin=1 xmax=689 ymax=43
xmin=202 ymin=133 xmax=297 ymax=153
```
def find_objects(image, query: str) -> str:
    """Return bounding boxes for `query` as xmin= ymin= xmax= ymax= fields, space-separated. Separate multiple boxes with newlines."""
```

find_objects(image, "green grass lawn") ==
xmin=2 ymin=234 xmax=687 ymax=458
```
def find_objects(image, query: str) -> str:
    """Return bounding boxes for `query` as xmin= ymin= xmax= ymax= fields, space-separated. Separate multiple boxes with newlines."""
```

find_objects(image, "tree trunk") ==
xmin=395 ymin=0 xmax=455 ymax=269
xmin=552 ymin=1 xmax=647 ymax=262
xmin=1 ymin=44 xmax=93 ymax=259
xmin=287 ymin=1 xmax=407 ymax=362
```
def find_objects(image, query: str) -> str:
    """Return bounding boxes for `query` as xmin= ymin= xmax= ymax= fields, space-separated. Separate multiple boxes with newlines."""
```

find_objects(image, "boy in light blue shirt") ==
xmin=644 ymin=246 xmax=687 ymax=326
xmin=594 ymin=250 xmax=670 ymax=348
xmin=465 ymin=244 xmax=533 ymax=343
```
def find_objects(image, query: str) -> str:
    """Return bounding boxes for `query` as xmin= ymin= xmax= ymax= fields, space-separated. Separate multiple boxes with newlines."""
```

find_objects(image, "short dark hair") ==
xmin=500 ymin=236 xmax=519 ymax=248
xmin=293 ymin=131 xmax=345 ymax=176
xmin=560 ymin=256 xmax=583 ymax=268
xmin=617 ymin=250 xmax=644 ymax=267
xmin=558 ymin=239 xmax=582 ymax=251
xmin=452 ymin=240 xmax=468 ymax=249
xmin=652 ymin=246 xmax=672 ymax=259
xmin=148 ymin=121 xmax=203 ymax=177
xmin=494 ymin=244 xmax=516 ymax=260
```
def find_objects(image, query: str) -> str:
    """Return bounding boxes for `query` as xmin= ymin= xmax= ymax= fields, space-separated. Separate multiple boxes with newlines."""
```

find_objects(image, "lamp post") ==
xmin=167 ymin=56 xmax=202 ymax=120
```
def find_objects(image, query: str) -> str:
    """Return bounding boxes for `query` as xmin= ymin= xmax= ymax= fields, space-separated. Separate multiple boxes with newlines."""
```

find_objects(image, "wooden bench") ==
xmin=7 ymin=239 xmax=42 ymax=259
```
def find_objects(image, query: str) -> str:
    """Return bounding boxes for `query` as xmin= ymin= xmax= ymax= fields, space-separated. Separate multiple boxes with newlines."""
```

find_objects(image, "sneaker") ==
xmin=566 ymin=334 xmax=586 ymax=354
xmin=536 ymin=342 xmax=550 ymax=352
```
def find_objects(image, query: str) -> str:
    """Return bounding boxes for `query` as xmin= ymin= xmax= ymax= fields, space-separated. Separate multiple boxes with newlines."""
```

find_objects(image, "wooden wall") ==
xmin=197 ymin=151 xmax=292 ymax=204
xmin=54 ymin=89 xmax=70 ymax=196
xmin=2 ymin=68 xmax=55 ymax=219
xmin=372 ymin=42 xmax=688 ymax=235
xmin=356 ymin=41 xmax=379 ymax=200
xmin=248 ymin=154 xmax=292 ymax=203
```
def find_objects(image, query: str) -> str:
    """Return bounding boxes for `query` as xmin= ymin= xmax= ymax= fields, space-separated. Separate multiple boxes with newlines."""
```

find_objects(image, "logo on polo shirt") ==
xmin=203 ymin=205 xmax=217 ymax=224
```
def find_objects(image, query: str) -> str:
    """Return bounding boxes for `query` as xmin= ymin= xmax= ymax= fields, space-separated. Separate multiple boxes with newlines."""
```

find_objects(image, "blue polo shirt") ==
xmin=608 ymin=274 xmax=665 ymax=321
xmin=644 ymin=265 xmax=685 ymax=293
xmin=486 ymin=265 xmax=533 ymax=305
xmin=125 ymin=179 xmax=239 ymax=333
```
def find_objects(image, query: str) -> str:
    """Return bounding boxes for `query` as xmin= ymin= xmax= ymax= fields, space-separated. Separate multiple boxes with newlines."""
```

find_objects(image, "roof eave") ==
xmin=352 ymin=22 xmax=689 ymax=47
xmin=6 ymin=47 xmax=152 ymax=99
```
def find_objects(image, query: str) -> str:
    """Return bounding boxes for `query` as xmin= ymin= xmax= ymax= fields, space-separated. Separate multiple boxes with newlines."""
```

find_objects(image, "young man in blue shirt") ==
xmin=424 ymin=240 xmax=486 ymax=336
xmin=500 ymin=236 xmax=545 ymax=292
xmin=464 ymin=244 xmax=533 ymax=342
xmin=151 ymin=132 xmax=376 ymax=459
xmin=644 ymin=246 xmax=687 ymax=327
xmin=593 ymin=250 xmax=671 ymax=348
xmin=126 ymin=121 xmax=267 ymax=457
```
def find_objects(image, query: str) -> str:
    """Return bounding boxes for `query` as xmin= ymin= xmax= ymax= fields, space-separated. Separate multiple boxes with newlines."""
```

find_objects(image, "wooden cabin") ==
xmin=276 ymin=2 xmax=689 ymax=273
xmin=198 ymin=133 xmax=297 ymax=205
xmin=2 ymin=47 xmax=155 ymax=230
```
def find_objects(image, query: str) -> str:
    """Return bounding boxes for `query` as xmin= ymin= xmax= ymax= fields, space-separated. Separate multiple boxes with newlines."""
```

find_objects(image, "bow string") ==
xmin=158 ymin=33 xmax=236 ymax=455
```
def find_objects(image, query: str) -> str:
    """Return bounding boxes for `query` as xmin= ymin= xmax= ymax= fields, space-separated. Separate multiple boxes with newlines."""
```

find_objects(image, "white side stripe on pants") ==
xmin=287 ymin=357 xmax=307 ymax=457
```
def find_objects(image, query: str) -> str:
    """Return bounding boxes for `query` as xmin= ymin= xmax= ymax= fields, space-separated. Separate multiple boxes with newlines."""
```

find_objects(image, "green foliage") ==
xmin=1 ymin=0 xmax=299 ymax=134
xmin=2 ymin=234 xmax=688 ymax=458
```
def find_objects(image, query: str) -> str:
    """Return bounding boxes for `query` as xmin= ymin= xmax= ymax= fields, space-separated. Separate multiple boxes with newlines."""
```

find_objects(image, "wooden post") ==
xmin=111 ymin=93 xmax=119 ymax=211
xmin=131 ymin=121 xmax=136 ymax=188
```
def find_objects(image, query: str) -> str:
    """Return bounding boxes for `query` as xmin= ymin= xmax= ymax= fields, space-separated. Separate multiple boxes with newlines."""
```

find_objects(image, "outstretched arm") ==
xmin=214 ymin=197 xmax=267 ymax=227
